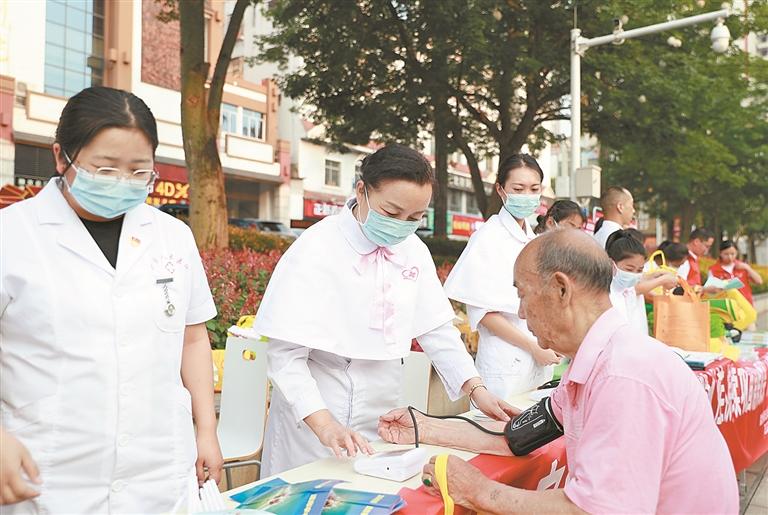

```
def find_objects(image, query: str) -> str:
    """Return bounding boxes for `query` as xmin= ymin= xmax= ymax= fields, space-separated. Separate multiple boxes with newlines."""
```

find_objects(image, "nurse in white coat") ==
xmin=0 ymin=87 xmax=222 ymax=513
xmin=254 ymin=144 xmax=515 ymax=476
xmin=444 ymin=154 xmax=560 ymax=400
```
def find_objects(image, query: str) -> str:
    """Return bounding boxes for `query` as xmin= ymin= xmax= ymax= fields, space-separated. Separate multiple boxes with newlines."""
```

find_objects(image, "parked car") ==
xmin=158 ymin=203 xmax=189 ymax=222
xmin=229 ymin=218 xmax=296 ymax=239
xmin=159 ymin=204 xmax=294 ymax=240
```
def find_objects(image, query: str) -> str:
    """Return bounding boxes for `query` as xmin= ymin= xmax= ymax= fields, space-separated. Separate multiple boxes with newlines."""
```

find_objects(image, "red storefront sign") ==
xmin=451 ymin=214 xmax=484 ymax=237
xmin=147 ymin=162 xmax=189 ymax=206
xmin=147 ymin=180 xmax=190 ymax=206
xmin=304 ymin=198 xmax=344 ymax=219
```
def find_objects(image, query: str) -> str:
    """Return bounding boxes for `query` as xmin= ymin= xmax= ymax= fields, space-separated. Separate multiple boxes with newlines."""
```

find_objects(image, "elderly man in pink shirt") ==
xmin=379 ymin=229 xmax=738 ymax=514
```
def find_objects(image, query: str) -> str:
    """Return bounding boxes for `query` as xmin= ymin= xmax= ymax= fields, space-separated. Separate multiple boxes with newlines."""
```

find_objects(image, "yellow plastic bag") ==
xmin=645 ymin=250 xmax=680 ymax=296
xmin=707 ymin=289 xmax=757 ymax=331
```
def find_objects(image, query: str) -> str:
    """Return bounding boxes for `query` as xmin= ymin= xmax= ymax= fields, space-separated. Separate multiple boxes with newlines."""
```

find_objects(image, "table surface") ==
xmin=224 ymin=392 xmax=538 ymax=504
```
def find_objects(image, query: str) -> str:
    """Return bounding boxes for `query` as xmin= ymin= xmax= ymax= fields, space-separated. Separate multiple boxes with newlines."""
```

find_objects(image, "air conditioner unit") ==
xmin=575 ymin=165 xmax=601 ymax=199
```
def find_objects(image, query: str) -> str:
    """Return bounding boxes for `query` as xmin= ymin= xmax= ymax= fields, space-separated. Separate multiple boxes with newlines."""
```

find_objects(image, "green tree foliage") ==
xmin=583 ymin=0 xmax=768 ymax=248
xmin=258 ymin=1 xmax=608 ymax=221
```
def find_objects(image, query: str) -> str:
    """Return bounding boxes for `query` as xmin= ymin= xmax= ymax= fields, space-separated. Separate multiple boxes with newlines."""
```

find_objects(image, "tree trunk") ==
xmin=748 ymin=234 xmax=757 ymax=263
xmin=452 ymin=128 xmax=487 ymax=216
xmin=179 ymin=0 xmax=229 ymax=249
xmin=679 ymin=202 xmax=695 ymax=242
xmin=433 ymin=104 xmax=449 ymax=238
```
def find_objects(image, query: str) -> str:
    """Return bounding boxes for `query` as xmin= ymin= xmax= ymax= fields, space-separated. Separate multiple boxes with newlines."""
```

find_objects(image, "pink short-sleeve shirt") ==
xmin=550 ymin=308 xmax=738 ymax=514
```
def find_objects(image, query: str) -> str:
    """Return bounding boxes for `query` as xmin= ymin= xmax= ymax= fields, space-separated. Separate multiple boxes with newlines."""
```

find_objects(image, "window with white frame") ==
xmin=325 ymin=159 xmax=341 ymax=187
xmin=466 ymin=192 xmax=480 ymax=215
xmin=221 ymin=103 xmax=238 ymax=134
xmin=242 ymin=108 xmax=264 ymax=140
xmin=448 ymin=189 xmax=463 ymax=212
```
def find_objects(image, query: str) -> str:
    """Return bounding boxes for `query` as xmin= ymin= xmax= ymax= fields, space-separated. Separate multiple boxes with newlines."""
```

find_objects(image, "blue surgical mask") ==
xmin=358 ymin=188 xmax=420 ymax=247
xmin=613 ymin=268 xmax=642 ymax=290
xmin=502 ymin=189 xmax=541 ymax=219
xmin=61 ymin=154 xmax=151 ymax=219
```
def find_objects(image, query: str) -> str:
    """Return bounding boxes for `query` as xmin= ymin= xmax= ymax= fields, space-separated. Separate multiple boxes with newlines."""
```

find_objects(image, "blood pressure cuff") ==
xmin=503 ymin=396 xmax=564 ymax=456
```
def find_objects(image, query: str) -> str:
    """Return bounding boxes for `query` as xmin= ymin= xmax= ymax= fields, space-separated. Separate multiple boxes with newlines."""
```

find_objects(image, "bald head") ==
xmin=601 ymin=187 xmax=631 ymax=210
xmin=514 ymin=229 xmax=615 ymax=357
xmin=518 ymin=229 xmax=613 ymax=294
xmin=600 ymin=186 xmax=635 ymax=226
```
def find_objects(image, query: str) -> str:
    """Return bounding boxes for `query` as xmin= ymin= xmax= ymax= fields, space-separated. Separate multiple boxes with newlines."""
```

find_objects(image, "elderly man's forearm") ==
xmin=474 ymin=484 xmax=587 ymax=515
xmin=424 ymin=418 xmax=512 ymax=456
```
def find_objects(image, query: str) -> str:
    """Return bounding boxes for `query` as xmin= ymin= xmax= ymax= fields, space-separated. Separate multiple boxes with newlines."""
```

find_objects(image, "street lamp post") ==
xmin=569 ymin=7 xmax=731 ymax=201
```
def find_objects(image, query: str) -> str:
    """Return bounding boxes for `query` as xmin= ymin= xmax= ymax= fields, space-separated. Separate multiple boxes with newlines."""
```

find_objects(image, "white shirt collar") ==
xmin=498 ymin=206 xmax=536 ymax=243
xmin=338 ymin=198 xmax=379 ymax=255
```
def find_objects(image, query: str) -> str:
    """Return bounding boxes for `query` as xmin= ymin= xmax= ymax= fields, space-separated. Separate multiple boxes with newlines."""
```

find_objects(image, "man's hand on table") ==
xmin=377 ymin=408 xmax=426 ymax=445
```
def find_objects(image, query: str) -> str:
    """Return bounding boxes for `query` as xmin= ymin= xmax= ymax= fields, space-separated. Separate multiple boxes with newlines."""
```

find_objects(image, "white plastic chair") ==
xmin=217 ymin=336 xmax=270 ymax=487
xmin=401 ymin=351 xmax=432 ymax=412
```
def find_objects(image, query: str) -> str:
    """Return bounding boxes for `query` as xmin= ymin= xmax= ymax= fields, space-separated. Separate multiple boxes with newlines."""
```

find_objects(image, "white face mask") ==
xmin=613 ymin=268 xmax=642 ymax=290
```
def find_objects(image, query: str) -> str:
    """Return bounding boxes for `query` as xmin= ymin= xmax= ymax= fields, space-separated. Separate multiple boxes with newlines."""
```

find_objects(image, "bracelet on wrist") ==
xmin=468 ymin=383 xmax=487 ymax=400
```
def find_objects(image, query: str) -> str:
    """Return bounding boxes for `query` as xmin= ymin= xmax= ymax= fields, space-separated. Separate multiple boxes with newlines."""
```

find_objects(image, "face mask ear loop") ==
xmin=356 ymin=185 xmax=372 ymax=226
xmin=58 ymin=151 xmax=77 ymax=192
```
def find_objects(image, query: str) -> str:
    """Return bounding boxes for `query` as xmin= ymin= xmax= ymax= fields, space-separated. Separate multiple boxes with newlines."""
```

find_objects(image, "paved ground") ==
xmin=742 ymin=454 xmax=768 ymax=514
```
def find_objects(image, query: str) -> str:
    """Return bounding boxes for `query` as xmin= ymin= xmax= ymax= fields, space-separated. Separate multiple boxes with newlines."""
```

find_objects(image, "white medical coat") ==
xmin=254 ymin=200 xmax=479 ymax=475
xmin=0 ymin=181 xmax=216 ymax=514
xmin=444 ymin=207 xmax=553 ymax=399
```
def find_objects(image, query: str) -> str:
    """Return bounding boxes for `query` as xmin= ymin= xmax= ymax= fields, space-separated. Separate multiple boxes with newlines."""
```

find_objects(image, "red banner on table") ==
xmin=399 ymin=439 xmax=569 ymax=514
xmin=695 ymin=354 xmax=768 ymax=473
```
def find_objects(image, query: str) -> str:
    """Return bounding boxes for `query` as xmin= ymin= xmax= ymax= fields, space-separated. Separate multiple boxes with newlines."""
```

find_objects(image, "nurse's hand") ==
xmin=533 ymin=347 xmax=561 ymax=367
xmin=306 ymin=410 xmax=375 ymax=459
xmin=470 ymin=387 xmax=518 ymax=421
xmin=195 ymin=431 xmax=223 ymax=485
xmin=0 ymin=428 xmax=41 ymax=505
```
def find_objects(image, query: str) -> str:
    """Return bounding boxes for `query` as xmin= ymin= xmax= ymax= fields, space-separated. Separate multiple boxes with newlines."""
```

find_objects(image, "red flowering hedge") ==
xmin=201 ymin=248 xmax=282 ymax=348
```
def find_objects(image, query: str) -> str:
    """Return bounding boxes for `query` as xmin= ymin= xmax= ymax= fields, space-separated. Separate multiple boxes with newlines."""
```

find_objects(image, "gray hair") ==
xmin=535 ymin=231 xmax=614 ymax=293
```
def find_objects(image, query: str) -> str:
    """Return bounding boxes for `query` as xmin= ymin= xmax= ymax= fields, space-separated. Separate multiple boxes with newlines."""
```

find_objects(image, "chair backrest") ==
xmin=401 ymin=351 xmax=432 ymax=412
xmin=217 ymin=336 xmax=270 ymax=461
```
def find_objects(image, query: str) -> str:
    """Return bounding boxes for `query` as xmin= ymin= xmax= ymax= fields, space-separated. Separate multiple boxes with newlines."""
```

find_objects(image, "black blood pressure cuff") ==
xmin=503 ymin=396 xmax=564 ymax=456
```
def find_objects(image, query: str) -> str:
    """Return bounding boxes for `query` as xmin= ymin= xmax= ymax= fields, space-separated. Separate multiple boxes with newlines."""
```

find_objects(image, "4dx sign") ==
xmin=151 ymin=180 xmax=189 ymax=201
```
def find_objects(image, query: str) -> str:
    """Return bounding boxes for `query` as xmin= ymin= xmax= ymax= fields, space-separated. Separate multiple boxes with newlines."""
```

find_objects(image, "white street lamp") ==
xmin=569 ymin=7 xmax=732 ymax=201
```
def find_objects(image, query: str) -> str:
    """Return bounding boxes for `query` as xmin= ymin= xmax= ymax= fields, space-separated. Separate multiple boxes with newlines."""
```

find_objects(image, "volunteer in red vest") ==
xmin=254 ymin=144 xmax=514 ymax=476
xmin=708 ymin=240 xmax=763 ymax=305
xmin=677 ymin=228 xmax=714 ymax=286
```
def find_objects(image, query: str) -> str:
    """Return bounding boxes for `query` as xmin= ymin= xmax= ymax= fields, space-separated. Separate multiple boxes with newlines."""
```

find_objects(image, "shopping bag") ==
xmin=653 ymin=277 xmax=710 ymax=352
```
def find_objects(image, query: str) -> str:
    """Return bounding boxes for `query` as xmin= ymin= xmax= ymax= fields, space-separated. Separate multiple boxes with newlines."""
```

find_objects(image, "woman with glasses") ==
xmin=0 ymin=87 xmax=221 ymax=513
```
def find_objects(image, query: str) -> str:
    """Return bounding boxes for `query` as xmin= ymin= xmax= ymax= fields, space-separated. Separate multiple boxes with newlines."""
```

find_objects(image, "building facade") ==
xmin=0 ymin=0 xmax=290 ymax=222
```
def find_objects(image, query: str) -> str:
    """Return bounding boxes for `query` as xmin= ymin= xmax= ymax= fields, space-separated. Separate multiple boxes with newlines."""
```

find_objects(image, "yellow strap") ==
xmin=435 ymin=454 xmax=455 ymax=515
xmin=648 ymin=249 xmax=667 ymax=269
